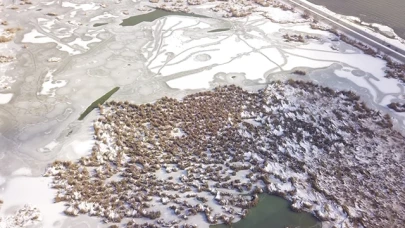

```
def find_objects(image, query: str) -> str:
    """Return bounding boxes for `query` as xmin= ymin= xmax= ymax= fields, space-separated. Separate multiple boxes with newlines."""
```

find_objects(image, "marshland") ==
xmin=1 ymin=0 xmax=405 ymax=227
xmin=45 ymin=81 xmax=404 ymax=227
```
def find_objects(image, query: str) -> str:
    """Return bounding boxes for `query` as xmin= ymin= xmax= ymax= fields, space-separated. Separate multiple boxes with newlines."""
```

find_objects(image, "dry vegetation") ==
xmin=0 ymin=36 xmax=12 ymax=43
xmin=4 ymin=27 xmax=22 ymax=33
xmin=46 ymin=12 xmax=58 ymax=16
xmin=45 ymin=81 xmax=404 ymax=227
xmin=0 ymin=55 xmax=15 ymax=63
xmin=387 ymin=102 xmax=405 ymax=112
xmin=292 ymin=70 xmax=306 ymax=75
xmin=154 ymin=0 xmax=295 ymax=18
xmin=283 ymin=33 xmax=305 ymax=43
xmin=0 ymin=27 xmax=22 ymax=43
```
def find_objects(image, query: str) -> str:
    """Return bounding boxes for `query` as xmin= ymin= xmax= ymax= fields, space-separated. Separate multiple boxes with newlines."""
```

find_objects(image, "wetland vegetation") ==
xmin=46 ymin=81 xmax=404 ymax=227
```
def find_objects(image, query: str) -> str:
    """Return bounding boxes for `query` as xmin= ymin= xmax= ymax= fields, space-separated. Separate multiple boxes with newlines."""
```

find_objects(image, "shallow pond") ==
xmin=211 ymin=194 xmax=321 ymax=228
xmin=208 ymin=28 xmax=231 ymax=33
xmin=93 ymin=22 xmax=108 ymax=27
xmin=120 ymin=9 xmax=208 ymax=26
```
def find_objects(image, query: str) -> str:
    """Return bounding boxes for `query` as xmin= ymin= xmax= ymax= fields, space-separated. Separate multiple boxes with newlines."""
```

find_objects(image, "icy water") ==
xmin=211 ymin=194 xmax=321 ymax=228
xmin=120 ymin=9 xmax=208 ymax=26
xmin=93 ymin=22 xmax=108 ymax=27
xmin=307 ymin=0 xmax=405 ymax=39
xmin=208 ymin=28 xmax=231 ymax=33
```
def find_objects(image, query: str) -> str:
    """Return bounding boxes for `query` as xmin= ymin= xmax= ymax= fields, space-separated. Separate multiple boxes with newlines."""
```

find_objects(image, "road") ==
xmin=286 ymin=0 xmax=405 ymax=63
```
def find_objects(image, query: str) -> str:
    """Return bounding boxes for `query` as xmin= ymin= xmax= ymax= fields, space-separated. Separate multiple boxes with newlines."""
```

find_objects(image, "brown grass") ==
xmin=0 ymin=36 xmax=13 ymax=43
xmin=5 ymin=27 xmax=22 ymax=33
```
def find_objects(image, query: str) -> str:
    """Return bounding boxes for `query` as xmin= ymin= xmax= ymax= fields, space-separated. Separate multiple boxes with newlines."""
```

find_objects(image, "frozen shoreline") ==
xmin=290 ymin=0 xmax=405 ymax=61
xmin=302 ymin=0 xmax=405 ymax=40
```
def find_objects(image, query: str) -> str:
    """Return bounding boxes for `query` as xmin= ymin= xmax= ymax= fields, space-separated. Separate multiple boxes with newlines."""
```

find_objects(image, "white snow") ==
xmin=0 ymin=177 xmax=66 ymax=227
xmin=379 ymin=95 xmax=396 ymax=106
xmin=333 ymin=68 xmax=378 ymax=99
xmin=48 ymin=57 xmax=61 ymax=62
xmin=286 ymin=42 xmax=387 ymax=77
xmin=289 ymin=24 xmax=333 ymax=36
xmin=260 ymin=48 xmax=286 ymax=66
xmin=38 ymin=140 xmax=59 ymax=153
xmin=37 ymin=70 xmax=67 ymax=97
xmin=0 ymin=93 xmax=13 ymax=104
xmin=68 ymin=36 xmax=101 ymax=50
xmin=0 ymin=176 xmax=5 ymax=186
xmin=260 ymin=6 xmax=307 ymax=23
xmin=151 ymin=35 xmax=250 ymax=76
xmin=22 ymin=29 xmax=80 ymax=55
xmin=69 ymin=11 xmax=77 ymax=18
xmin=11 ymin=168 xmax=32 ymax=177
xmin=61 ymin=2 xmax=100 ymax=11
xmin=368 ymin=76 xmax=401 ymax=94
xmin=166 ymin=72 xmax=212 ymax=89
xmin=65 ymin=139 xmax=95 ymax=160
xmin=90 ymin=13 xmax=118 ymax=22
xmin=37 ymin=18 xmax=56 ymax=33
xmin=283 ymin=54 xmax=334 ymax=70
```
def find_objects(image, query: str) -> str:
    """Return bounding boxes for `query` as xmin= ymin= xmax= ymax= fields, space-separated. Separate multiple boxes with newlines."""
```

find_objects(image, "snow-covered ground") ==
xmin=0 ymin=176 xmax=66 ymax=228
xmin=145 ymin=14 xmax=403 ymax=112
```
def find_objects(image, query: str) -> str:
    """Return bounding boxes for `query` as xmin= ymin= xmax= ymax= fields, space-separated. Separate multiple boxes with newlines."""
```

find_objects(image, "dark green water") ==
xmin=211 ymin=194 xmax=321 ymax=228
xmin=78 ymin=87 xmax=119 ymax=120
xmin=208 ymin=28 xmax=231 ymax=33
xmin=93 ymin=23 xmax=108 ymax=27
xmin=120 ymin=9 xmax=208 ymax=26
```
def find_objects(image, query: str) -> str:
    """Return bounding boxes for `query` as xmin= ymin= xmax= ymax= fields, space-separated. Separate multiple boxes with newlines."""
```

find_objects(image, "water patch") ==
xmin=120 ymin=9 xmax=208 ymax=27
xmin=78 ymin=87 xmax=119 ymax=120
xmin=93 ymin=23 xmax=108 ymax=27
xmin=211 ymin=194 xmax=320 ymax=228
xmin=208 ymin=28 xmax=231 ymax=33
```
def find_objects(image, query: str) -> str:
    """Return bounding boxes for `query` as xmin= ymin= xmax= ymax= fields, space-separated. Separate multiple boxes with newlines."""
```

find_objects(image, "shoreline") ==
xmin=285 ymin=0 xmax=405 ymax=62
xmin=303 ymin=0 xmax=405 ymax=40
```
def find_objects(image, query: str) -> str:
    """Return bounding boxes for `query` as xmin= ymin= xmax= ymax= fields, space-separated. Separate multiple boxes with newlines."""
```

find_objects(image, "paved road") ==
xmin=286 ymin=0 xmax=405 ymax=63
